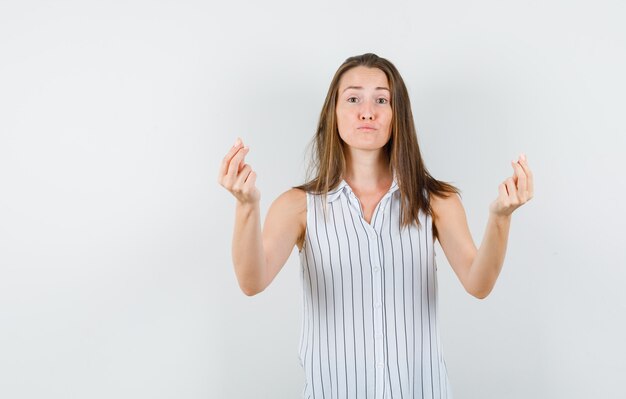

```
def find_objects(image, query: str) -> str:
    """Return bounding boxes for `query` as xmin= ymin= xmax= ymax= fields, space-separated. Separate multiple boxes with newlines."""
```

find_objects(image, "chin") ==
xmin=343 ymin=137 xmax=390 ymax=150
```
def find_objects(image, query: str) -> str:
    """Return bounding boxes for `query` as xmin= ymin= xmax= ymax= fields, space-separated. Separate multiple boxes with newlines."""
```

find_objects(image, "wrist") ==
xmin=236 ymin=199 xmax=259 ymax=211
xmin=489 ymin=212 xmax=511 ymax=226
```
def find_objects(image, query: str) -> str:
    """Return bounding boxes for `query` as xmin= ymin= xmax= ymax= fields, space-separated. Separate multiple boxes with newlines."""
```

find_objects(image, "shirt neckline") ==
xmin=326 ymin=172 xmax=399 ymax=203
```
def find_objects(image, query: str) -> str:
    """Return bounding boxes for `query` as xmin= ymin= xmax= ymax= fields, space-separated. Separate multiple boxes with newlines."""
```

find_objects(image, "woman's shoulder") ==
xmin=276 ymin=187 xmax=307 ymax=206
xmin=429 ymin=190 xmax=461 ymax=217
xmin=273 ymin=188 xmax=306 ymax=215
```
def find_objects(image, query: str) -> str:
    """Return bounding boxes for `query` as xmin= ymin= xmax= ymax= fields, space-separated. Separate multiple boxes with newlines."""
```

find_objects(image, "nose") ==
xmin=359 ymin=104 xmax=374 ymax=120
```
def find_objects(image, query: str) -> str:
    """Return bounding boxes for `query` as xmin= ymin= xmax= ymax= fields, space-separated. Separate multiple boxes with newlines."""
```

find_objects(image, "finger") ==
xmin=245 ymin=170 xmax=257 ymax=186
xmin=226 ymin=146 xmax=250 ymax=179
xmin=233 ymin=164 xmax=253 ymax=190
xmin=219 ymin=139 xmax=244 ymax=178
xmin=219 ymin=138 xmax=245 ymax=178
xmin=237 ymin=151 xmax=249 ymax=173
xmin=510 ymin=170 xmax=518 ymax=185
xmin=504 ymin=177 xmax=519 ymax=203
xmin=511 ymin=161 xmax=527 ymax=197
xmin=517 ymin=153 xmax=534 ymax=197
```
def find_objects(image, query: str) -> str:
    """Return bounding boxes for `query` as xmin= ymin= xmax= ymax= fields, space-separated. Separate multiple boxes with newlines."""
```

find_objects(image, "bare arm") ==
xmin=433 ymin=153 xmax=534 ymax=299
xmin=218 ymin=138 xmax=305 ymax=296
xmin=433 ymin=194 xmax=509 ymax=299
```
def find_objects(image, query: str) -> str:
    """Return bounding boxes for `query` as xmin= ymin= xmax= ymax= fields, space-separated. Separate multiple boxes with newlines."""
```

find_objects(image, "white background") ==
xmin=1 ymin=0 xmax=625 ymax=398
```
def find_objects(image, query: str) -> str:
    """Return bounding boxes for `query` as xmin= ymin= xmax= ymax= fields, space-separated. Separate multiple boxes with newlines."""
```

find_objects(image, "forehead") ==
xmin=338 ymin=66 xmax=389 ymax=90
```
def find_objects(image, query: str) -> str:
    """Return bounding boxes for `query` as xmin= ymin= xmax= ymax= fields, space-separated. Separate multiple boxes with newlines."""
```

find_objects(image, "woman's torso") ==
xmin=296 ymin=178 xmax=452 ymax=399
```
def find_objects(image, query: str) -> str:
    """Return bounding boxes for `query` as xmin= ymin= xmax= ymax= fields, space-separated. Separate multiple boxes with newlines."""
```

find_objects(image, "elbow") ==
xmin=242 ymin=289 xmax=259 ymax=297
xmin=240 ymin=282 xmax=266 ymax=297
xmin=465 ymin=285 xmax=492 ymax=300
xmin=234 ymin=258 xmax=271 ymax=297
xmin=241 ymin=285 xmax=260 ymax=297
xmin=463 ymin=270 xmax=496 ymax=299
xmin=472 ymin=291 xmax=490 ymax=300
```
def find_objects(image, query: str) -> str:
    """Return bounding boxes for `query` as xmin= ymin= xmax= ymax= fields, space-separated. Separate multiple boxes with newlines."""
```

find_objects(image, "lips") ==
xmin=358 ymin=125 xmax=376 ymax=130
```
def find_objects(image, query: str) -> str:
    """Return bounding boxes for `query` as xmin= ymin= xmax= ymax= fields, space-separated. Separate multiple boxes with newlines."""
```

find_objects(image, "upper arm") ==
xmin=261 ymin=188 xmax=306 ymax=289
xmin=431 ymin=192 xmax=477 ymax=289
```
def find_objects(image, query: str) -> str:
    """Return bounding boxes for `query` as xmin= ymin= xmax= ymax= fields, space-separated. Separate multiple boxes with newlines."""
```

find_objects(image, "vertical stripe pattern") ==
xmin=298 ymin=178 xmax=453 ymax=399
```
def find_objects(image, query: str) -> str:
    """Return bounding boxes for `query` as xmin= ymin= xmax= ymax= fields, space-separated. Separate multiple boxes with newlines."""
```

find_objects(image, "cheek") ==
xmin=383 ymin=111 xmax=393 ymax=129
xmin=336 ymin=110 xmax=349 ymax=128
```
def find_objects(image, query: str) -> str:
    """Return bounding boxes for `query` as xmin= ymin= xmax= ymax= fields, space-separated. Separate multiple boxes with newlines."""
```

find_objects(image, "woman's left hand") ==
xmin=489 ymin=153 xmax=534 ymax=218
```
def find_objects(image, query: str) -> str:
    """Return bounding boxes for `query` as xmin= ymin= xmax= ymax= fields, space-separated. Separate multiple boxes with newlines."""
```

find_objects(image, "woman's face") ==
xmin=336 ymin=66 xmax=393 ymax=153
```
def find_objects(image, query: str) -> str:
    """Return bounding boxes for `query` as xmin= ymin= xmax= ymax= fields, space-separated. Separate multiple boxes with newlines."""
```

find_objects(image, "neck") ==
xmin=343 ymin=147 xmax=392 ymax=192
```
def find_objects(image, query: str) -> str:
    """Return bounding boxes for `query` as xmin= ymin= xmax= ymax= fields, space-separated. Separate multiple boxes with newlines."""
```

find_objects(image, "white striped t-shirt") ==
xmin=298 ymin=177 xmax=452 ymax=399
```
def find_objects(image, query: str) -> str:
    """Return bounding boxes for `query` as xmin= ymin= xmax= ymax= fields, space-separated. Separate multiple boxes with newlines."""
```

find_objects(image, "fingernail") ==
xmin=521 ymin=153 xmax=527 ymax=161
xmin=234 ymin=137 xmax=242 ymax=146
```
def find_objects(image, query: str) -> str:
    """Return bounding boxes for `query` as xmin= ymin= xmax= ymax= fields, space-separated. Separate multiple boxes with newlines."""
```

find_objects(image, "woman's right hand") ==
xmin=218 ymin=137 xmax=260 ymax=205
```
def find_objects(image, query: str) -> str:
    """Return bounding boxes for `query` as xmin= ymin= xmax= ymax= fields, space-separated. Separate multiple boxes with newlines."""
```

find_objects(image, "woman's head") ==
xmin=315 ymin=53 xmax=417 ymax=178
xmin=296 ymin=53 xmax=460 ymax=230
xmin=335 ymin=65 xmax=393 ymax=156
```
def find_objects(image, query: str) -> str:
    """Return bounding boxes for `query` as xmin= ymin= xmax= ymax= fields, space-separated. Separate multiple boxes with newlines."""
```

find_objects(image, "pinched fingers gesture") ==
xmin=489 ymin=153 xmax=534 ymax=217
xmin=218 ymin=138 xmax=260 ymax=205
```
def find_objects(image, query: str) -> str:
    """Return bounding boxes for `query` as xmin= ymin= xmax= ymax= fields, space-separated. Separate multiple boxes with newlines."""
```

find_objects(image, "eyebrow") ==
xmin=341 ymin=86 xmax=390 ymax=93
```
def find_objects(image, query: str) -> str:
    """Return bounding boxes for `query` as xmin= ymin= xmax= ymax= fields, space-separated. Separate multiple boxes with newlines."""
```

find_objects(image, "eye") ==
xmin=347 ymin=97 xmax=358 ymax=103
xmin=377 ymin=98 xmax=389 ymax=104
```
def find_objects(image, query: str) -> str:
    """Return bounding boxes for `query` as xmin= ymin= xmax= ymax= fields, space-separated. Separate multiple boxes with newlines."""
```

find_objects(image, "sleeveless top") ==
xmin=297 ymin=177 xmax=453 ymax=399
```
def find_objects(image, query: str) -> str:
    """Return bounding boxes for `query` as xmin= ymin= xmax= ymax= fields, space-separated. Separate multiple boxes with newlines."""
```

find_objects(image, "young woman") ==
xmin=218 ymin=53 xmax=533 ymax=399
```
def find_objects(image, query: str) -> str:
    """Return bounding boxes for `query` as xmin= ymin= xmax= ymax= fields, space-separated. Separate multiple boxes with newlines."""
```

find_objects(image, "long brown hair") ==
xmin=294 ymin=53 xmax=460 ymax=238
